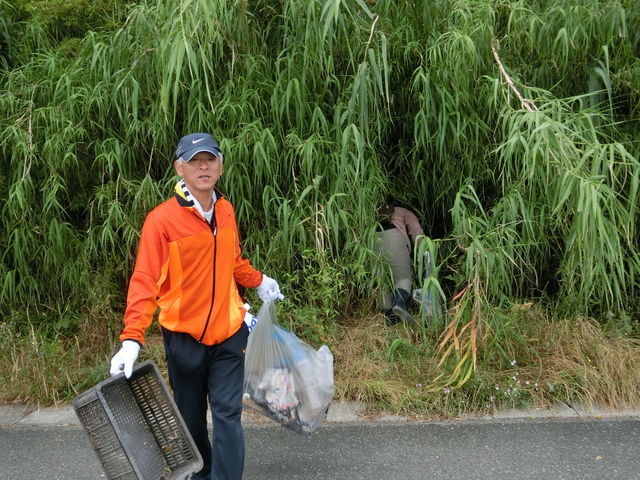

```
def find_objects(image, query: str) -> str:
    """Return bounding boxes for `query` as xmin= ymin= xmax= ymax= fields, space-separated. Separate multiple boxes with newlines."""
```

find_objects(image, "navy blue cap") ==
xmin=175 ymin=133 xmax=222 ymax=162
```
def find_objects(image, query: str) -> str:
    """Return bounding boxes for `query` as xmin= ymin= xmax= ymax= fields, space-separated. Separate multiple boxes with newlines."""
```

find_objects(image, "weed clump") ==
xmin=332 ymin=303 xmax=640 ymax=418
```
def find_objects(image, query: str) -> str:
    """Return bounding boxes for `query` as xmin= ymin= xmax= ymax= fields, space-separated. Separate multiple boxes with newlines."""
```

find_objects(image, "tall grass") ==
xmin=335 ymin=304 xmax=640 ymax=417
xmin=1 ymin=0 xmax=639 ymax=401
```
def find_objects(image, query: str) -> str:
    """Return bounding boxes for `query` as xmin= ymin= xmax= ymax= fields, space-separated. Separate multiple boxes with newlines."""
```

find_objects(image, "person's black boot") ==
xmin=391 ymin=288 xmax=417 ymax=324
xmin=383 ymin=307 xmax=399 ymax=325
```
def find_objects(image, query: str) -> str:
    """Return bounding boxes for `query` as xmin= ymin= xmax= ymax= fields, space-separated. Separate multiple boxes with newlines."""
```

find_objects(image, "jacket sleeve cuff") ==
xmin=119 ymin=335 xmax=144 ymax=347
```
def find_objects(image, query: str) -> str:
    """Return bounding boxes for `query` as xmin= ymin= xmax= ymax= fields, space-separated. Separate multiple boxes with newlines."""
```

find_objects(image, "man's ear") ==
xmin=174 ymin=160 xmax=183 ymax=176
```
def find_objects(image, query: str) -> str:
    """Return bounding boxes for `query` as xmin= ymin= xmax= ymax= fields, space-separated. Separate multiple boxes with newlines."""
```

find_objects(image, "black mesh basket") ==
xmin=73 ymin=360 xmax=202 ymax=480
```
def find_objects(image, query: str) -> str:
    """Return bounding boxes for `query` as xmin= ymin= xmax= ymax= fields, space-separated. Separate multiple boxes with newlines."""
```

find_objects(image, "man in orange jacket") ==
xmin=110 ymin=132 xmax=283 ymax=480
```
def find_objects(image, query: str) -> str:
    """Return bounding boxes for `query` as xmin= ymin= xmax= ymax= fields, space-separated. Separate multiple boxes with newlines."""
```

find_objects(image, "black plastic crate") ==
xmin=73 ymin=360 xmax=202 ymax=480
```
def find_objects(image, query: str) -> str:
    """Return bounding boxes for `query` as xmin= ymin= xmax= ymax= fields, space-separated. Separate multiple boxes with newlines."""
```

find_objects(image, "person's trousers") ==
xmin=375 ymin=228 xmax=413 ymax=310
xmin=162 ymin=323 xmax=249 ymax=480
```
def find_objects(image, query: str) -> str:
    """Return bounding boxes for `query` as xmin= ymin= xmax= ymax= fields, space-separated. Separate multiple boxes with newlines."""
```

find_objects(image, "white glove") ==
xmin=109 ymin=340 xmax=140 ymax=378
xmin=256 ymin=275 xmax=284 ymax=302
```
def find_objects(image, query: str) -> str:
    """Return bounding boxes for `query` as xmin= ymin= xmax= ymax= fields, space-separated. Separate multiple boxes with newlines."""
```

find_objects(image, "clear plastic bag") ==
xmin=243 ymin=302 xmax=334 ymax=434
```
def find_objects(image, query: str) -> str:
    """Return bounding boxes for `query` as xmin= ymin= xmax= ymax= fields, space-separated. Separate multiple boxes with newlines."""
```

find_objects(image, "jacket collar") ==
xmin=174 ymin=180 xmax=223 ymax=207
xmin=174 ymin=180 xmax=222 ymax=215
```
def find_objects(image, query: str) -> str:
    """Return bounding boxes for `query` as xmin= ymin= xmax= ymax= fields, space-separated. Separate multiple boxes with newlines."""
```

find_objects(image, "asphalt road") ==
xmin=1 ymin=418 xmax=639 ymax=479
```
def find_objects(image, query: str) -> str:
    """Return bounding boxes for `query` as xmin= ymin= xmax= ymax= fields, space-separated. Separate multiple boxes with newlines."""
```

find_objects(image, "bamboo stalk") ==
xmin=491 ymin=39 xmax=538 ymax=112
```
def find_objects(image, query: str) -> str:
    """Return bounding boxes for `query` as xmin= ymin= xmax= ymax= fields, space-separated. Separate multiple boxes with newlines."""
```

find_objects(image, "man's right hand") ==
xmin=109 ymin=340 xmax=140 ymax=378
xmin=257 ymin=275 xmax=284 ymax=303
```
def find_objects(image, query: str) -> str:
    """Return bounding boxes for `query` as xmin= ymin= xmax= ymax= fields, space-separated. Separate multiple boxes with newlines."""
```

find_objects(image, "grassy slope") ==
xmin=2 ymin=302 xmax=639 ymax=415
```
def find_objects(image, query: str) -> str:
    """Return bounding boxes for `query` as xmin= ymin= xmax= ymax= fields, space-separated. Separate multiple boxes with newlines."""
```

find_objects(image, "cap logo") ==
xmin=192 ymin=138 xmax=205 ymax=144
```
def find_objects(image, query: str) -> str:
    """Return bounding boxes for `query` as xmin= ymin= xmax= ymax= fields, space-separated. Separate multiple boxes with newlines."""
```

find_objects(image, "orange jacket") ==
xmin=120 ymin=186 xmax=263 ymax=346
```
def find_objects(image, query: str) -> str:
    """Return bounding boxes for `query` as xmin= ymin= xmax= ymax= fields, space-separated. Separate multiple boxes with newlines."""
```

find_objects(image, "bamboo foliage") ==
xmin=0 ymin=0 xmax=638 ymax=355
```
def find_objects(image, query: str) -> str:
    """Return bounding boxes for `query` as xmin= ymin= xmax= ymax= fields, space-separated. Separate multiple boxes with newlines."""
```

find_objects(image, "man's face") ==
xmin=174 ymin=151 xmax=222 ymax=194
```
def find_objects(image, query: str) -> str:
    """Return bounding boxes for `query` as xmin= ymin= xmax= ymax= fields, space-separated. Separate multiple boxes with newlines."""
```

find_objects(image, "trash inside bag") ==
xmin=243 ymin=302 xmax=334 ymax=434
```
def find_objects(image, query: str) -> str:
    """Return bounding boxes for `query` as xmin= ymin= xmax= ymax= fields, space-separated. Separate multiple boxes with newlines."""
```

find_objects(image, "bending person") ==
xmin=376 ymin=204 xmax=424 ymax=324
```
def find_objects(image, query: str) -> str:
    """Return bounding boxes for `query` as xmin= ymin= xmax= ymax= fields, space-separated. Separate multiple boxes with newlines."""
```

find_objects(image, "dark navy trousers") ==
xmin=162 ymin=323 xmax=249 ymax=480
